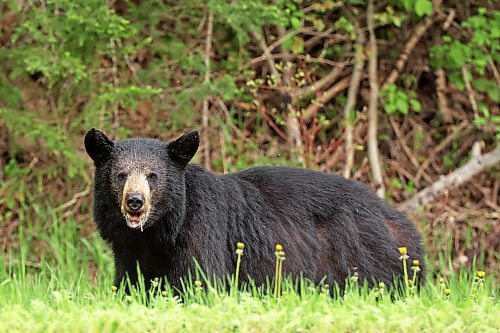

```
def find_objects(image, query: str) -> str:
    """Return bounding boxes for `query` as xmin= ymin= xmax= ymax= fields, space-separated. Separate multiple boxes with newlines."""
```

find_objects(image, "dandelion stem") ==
xmin=234 ymin=242 xmax=244 ymax=292
xmin=274 ymin=257 xmax=279 ymax=298
xmin=273 ymin=244 xmax=283 ymax=298
xmin=235 ymin=252 xmax=242 ymax=289
xmin=277 ymin=255 xmax=283 ymax=298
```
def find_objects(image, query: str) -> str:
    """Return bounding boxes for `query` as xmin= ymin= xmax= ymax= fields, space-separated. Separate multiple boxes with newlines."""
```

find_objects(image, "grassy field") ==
xmin=1 ymin=206 xmax=498 ymax=333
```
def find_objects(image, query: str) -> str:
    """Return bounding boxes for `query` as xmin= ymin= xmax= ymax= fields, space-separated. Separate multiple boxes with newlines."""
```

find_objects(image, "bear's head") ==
xmin=84 ymin=128 xmax=199 ymax=234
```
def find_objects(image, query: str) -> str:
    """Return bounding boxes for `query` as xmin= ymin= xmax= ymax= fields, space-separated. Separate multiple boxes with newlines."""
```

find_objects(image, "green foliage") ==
xmin=9 ymin=0 xmax=136 ymax=87
xmin=430 ymin=9 xmax=499 ymax=78
xmin=398 ymin=0 xmax=433 ymax=18
xmin=380 ymin=84 xmax=421 ymax=115
xmin=431 ymin=9 xmax=499 ymax=137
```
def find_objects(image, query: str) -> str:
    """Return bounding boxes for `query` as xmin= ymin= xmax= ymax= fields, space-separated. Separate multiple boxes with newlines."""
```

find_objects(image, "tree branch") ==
xmin=202 ymin=11 xmax=213 ymax=170
xmin=399 ymin=146 xmax=500 ymax=213
xmin=367 ymin=0 xmax=385 ymax=197
xmin=302 ymin=76 xmax=352 ymax=122
xmin=297 ymin=63 xmax=346 ymax=98
xmin=343 ymin=23 xmax=365 ymax=178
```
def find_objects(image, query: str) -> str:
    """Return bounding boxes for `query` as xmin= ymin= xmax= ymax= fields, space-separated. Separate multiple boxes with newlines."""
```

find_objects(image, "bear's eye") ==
xmin=116 ymin=172 xmax=127 ymax=181
xmin=147 ymin=172 xmax=158 ymax=181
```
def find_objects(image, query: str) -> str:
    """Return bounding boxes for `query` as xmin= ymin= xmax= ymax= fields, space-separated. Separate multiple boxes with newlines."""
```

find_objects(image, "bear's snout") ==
xmin=126 ymin=192 xmax=145 ymax=212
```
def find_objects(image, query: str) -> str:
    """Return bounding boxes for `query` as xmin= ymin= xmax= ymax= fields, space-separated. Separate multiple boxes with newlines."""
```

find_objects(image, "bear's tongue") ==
xmin=129 ymin=212 xmax=141 ymax=223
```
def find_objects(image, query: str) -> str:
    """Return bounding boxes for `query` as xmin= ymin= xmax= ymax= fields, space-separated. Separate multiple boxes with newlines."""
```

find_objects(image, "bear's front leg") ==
xmin=113 ymin=255 xmax=139 ymax=288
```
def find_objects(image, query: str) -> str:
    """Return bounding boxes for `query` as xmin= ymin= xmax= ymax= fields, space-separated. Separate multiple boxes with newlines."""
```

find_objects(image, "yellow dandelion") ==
xmin=477 ymin=271 xmax=486 ymax=278
xmin=111 ymin=285 xmax=118 ymax=292
xmin=412 ymin=259 xmax=419 ymax=266
xmin=444 ymin=288 xmax=451 ymax=295
xmin=236 ymin=242 xmax=245 ymax=250
xmin=162 ymin=290 xmax=168 ymax=297
xmin=195 ymin=280 xmax=202 ymax=288
xmin=276 ymin=244 xmax=283 ymax=251
xmin=398 ymin=247 xmax=407 ymax=255
xmin=378 ymin=282 xmax=385 ymax=289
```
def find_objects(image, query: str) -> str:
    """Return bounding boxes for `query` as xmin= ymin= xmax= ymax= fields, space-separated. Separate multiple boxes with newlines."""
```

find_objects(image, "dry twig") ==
xmin=343 ymin=24 xmax=365 ymax=178
xmin=367 ymin=0 xmax=385 ymax=197
xmin=297 ymin=63 xmax=346 ymax=98
xmin=302 ymin=76 xmax=352 ymax=121
xmin=202 ymin=11 xmax=213 ymax=170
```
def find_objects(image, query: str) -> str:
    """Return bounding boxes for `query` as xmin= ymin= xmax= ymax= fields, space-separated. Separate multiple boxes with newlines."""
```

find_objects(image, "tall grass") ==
xmin=0 ymin=205 xmax=498 ymax=332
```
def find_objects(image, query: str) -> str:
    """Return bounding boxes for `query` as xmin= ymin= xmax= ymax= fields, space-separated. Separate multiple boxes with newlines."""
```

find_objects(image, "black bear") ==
xmin=84 ymin=128 xmax=425 ymax=290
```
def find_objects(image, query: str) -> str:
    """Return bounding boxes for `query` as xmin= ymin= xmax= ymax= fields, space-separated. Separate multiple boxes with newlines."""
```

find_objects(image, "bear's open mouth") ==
xmin=124 ymin=211 xmax=148 ymax=231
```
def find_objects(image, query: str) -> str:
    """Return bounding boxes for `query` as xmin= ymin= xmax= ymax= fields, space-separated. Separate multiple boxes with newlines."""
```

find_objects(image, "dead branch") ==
xmin=257 ymin=105 xmax=291 ymax=144
xmin=399 ymin=146 xmax=500 ymax=213
xmin=56 ymin=186 xmax=91 ymax=212
xmin=248 ymin=53 xmax=344 ymax=68
xmin=110 ymin=38 xmax=120 ymax=134
xmin=432 ymin=11 xmax=452 ymax=123
xmin=202 ymin=11 xmax=213 ymax=170
xmin=367 ymin=0 xmax=385 ymax=198
xmin=435 ymin=65 xmax=451 ymax=123
xmin=462 ymin=66 xmax=479 ymax=119
xmin=252 ymin=32 xmax=281 ymax=79
xmin=297 ymin=63 xmax=346 ymax=98
xmin=302 ymin=76 xmax=352 ymax=121
xmin=343 ymin=24 xmax=365 ymax=178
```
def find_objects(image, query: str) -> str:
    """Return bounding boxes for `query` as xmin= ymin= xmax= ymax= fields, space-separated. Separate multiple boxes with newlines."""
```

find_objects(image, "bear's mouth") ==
xmin=124 ymin=210 xmax=148 ymax=231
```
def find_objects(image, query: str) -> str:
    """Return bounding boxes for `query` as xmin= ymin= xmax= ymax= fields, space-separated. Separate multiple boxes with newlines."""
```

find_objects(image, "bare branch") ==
xmin=202 ymin=11 xmax=213 ymax=170
xmin=110 ymin=38 xmax=120 ymax=135
xmin=343 ymin=24 xmax=365 ymax=178
xmin=462 ymin=66 xmax=479 ymax=119
xmin=297 ymin=63 xmax=346 ymax=98
xmin=367 ymin=0 xmax=385 ymax=197
xmin=252 ymin=32 xmax=281 ymax=79
xmin=302 ymin=76 xmax=352 ymax=121
xmin=399 ymin=146 xmax=500 ymax=213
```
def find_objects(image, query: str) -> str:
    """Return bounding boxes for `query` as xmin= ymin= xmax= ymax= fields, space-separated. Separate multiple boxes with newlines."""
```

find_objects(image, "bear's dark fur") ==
xmin=85 ymin=128 xmax=425 ymax=290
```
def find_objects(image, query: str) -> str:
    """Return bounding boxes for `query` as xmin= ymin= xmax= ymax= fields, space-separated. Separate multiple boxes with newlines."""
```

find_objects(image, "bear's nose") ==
xmin=126 ymin=193 xmax=144 ymax=212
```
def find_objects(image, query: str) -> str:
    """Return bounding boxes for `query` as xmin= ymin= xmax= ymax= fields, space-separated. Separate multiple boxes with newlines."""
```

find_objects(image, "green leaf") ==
xmin=473 ymin=117 xmax=487 ymax=126
xmin=290 ymin=17 xmax=301 ymax=30
xmin=409 ymin=99 xmax=422 ymax=112
xmin=395 ymin=98 xmax=409 ymax=114
xmin=414 ymin=0 xmax=433 ymax=17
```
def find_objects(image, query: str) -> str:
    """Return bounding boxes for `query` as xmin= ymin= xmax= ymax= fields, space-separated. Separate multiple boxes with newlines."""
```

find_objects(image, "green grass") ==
xmin=1 ymin=205 xmax=499 ymax=333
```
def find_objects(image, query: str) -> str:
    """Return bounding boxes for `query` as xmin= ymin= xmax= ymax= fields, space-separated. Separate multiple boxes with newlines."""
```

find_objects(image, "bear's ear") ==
xmin=84 ymin=128 xmax=114 ymax=164
xmin=167 ymin=130 xmax=199 ymax=167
